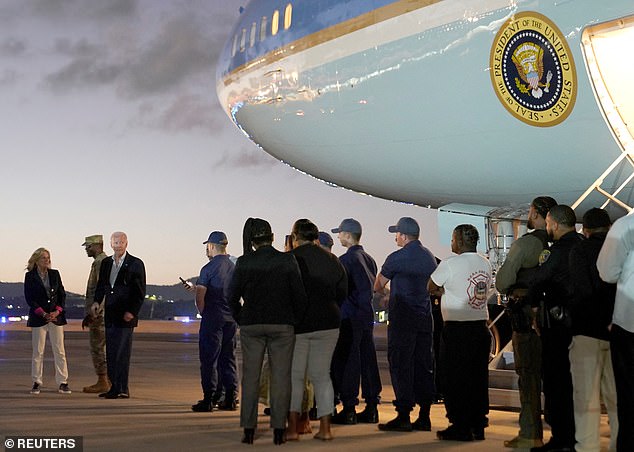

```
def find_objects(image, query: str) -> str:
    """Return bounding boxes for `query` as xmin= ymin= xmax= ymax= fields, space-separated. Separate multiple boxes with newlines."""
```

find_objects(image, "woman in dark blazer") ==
xmin=24 ymin=247 xmax=71 ymax=394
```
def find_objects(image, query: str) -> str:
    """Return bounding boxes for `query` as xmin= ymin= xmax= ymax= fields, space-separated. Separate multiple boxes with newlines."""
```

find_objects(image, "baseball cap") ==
xmin=388 ymin=217 xmax=420 ymax=236
xmin=82 ymin=235 xmax=103 ymax=246
xmin=582 ymin=208 xmax=611 ymax=229
xmin=331 ymin=218 xmax=362 ymax=234
xmin=203 ymin=231 xmax=228 ymax=245
xmin=318 ymin=231 xmax=334 ymax=248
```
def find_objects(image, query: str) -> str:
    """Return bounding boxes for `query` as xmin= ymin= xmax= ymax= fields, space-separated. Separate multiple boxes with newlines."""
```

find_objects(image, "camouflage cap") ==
xmin=82 ymin=235 xmax=103 ymax=246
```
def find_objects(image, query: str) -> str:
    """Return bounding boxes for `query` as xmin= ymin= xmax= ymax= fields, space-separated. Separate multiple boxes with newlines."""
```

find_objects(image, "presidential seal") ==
xmin=490 ymin=11 xmax=577 ymax=127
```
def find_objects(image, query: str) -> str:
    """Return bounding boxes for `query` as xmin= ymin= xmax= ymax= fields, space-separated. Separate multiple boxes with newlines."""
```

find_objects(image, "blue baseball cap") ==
xmin=203 ymin=231 xmax=228 ymax=245
xmin=318 ymin=231 xmax=334 ymax=248
xmin=331 ymin=218 xmax=362 ymax=234
xmin=388 ymin=217 xmax=420 ymax=236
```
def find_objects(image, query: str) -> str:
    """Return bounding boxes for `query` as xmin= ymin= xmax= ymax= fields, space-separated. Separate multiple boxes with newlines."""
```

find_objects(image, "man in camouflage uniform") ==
xmin=82 ymin=234 xmax=110 ymax=393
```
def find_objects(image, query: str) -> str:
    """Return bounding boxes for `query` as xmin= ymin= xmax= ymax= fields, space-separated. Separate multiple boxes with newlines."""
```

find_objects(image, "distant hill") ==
xmin=0 ymin=280 xmax=198 ymax=320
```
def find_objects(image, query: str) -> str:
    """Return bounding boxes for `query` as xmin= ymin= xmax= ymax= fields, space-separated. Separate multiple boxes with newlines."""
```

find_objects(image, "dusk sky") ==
xmin=0 ymin=0 xmax=449 ymax=294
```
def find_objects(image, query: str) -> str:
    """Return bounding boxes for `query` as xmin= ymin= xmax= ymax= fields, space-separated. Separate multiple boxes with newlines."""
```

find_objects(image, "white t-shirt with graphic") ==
xmin=431 ymin=252 xmax=492 ymax=321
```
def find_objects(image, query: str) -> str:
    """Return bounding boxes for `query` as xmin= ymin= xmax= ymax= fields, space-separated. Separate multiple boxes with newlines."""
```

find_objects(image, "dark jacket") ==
xmin=25 ymin=268 xmax=67 ymax=327
xmin=568 ymin=232 xmax=616 ymax=340
xmin=229 ymin=245 xmax=307 ymax=327
xmin=339 ymin=245 xmax=376 ymax=324
xmin=291 ymin=243 xmax=347 ymax=334
xmin=94 ymin=253 xmax=146 ymax=328
xmin=527 ymin=231 xmax=583 ymax=327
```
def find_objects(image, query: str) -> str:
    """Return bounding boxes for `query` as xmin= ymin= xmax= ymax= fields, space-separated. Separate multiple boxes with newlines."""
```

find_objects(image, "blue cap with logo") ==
xmin=388 ymin=217 xmax=420 ymax=236
xmin=318 ymin=231 xmax=334 ymax=248
xmin=331 ymin=218 xmax=362 ymax=234
xmin=203 ymin=231 xmax=228 ymax=245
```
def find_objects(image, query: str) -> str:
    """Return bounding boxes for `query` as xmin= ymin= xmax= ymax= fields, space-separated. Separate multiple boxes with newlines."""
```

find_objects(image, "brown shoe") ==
xmin=83 ymin=375 xmax=111 ymax=393
xmin=504 ymin=435 xmax=544 ymax=448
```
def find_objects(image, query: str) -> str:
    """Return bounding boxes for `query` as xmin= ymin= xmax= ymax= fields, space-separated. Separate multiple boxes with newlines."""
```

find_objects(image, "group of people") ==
xmin=25 ymin=232 xmax=146 ymax=400
xmin=184 ymin=215 xmax=495 ymax=445
xmin=496 ymin=198 xmax=633 ymax=452
xmin=22 ymin=205 xmax=634 ymax=451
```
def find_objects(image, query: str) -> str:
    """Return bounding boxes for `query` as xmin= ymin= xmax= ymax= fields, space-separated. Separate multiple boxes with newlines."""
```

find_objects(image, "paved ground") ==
xmin=0 ymin=320 xmax=613 ymax=451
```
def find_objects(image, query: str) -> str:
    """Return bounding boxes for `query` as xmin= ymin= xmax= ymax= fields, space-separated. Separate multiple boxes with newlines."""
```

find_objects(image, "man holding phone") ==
xmin=188 ymin=231 xmax=238 ymax=412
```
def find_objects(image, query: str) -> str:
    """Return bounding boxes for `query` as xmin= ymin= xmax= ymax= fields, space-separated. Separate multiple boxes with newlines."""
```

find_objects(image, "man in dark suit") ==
xmin=93 ymin=231 xmax=146 ymax=399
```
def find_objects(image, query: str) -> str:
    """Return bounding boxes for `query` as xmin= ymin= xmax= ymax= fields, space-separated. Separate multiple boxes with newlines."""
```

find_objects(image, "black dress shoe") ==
xmin=378 ymin=414 xmax=412 ymax=432
xmin=104 ymin=392 xmax=129 ymax=399
xmin=436 ymin=424 xmax=474 ymax=441
xmin=471 ymin=427 xmax=485 ymax=440
xmin=217 ymin=398 xmax=237 ymax=411
xmin=99 ymin=391 xmax=116 ymax=398
xmin=357 ymin=406 xmax=379 ymax=424
xmin=241 ymin=428 xmax=254 ymax=444
xmin=191 ymin=400 xmax=212 ymax=412
xmin=273 ymin=428 xmax=286 ymax=445
xmin=411 ymin=415 xmax=431 ymax=431
xmin=332 ymin=407 xmax=358 ymax=425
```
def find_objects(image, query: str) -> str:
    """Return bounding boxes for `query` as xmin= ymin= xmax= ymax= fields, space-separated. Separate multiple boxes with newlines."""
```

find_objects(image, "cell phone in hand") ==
xmin=179 ymin=277 xmax=194 ymax=289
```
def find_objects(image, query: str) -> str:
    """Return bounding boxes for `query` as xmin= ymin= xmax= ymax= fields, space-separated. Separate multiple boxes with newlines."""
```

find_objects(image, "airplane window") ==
xmin=284 ymin=4 xmax=292 ymax=30
xmin=231 ymin=33 xmax=238 ymax=57
xmin=582 ymin=16 xmax=634 ymax=153
xmin=250 ymin=22 xmax=256 ymax=47
xmin=240 ymin=28 xmax=246 ymax=52
xmin=260 ymin=16 xmax=268 ymax=41
xmin=272 ymin=10 xmax=279 ymax=36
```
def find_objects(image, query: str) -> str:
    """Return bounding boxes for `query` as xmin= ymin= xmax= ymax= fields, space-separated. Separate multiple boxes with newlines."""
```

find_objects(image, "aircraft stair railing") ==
xmin=571 ymin=150 xmax=634 ymax=214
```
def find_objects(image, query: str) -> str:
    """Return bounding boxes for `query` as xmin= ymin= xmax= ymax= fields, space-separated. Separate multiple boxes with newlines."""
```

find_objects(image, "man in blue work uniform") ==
xmin=190 ymin=231 xmax=238 ymax=412
xmin=374 ymin=217 xmax=437 ymax=432
xmin=331 ymin=218 xmax=382 ymax=425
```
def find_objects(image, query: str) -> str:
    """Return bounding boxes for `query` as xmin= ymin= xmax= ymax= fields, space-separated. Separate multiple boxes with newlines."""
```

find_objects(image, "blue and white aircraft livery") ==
xmin=216 ymin=0 xmax=634 ymax=215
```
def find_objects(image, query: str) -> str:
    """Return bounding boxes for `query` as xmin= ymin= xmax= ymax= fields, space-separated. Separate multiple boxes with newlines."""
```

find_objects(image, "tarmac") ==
xmin=0 ymin=320 xmax=614 ymax=451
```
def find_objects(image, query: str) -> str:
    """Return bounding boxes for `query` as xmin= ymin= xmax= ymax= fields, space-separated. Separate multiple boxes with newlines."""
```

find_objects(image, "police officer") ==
xmin=81 ymin=234 xmax=110 ymax=394
xmin=331 ymin=218 xmax=382 ymax=425
xmin=527 ymin=205 xmax=581 ymax=452
xmin=190 ymin=231 xmax=238 ymax=412
xmin=374 ymin=217 xmax=437 ymax=432
xmin=496 ymin=196 xmax=557 ymax=449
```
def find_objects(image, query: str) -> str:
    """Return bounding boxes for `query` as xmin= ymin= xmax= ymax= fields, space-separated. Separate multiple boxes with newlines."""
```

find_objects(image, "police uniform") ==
xmin=381 ymin=240 xmax=437 ymax=419
xmin=197 ymin=253 xmax=238 ymax=408
xmin=527 ymin=230 xmax=582 ymax=450
xmin=496 ymin=229 xmax=548 ymax=443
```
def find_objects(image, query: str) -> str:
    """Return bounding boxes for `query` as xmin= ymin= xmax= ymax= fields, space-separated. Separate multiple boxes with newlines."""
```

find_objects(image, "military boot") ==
xmin=83 ymin=374 xmax=111 ymax=393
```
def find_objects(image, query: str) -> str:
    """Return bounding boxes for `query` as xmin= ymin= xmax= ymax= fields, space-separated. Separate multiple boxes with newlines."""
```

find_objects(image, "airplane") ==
xmin=215 ymin=0 xmax=634 ymax=225
xmin=215 ymin=0 xmax=634 ymax=406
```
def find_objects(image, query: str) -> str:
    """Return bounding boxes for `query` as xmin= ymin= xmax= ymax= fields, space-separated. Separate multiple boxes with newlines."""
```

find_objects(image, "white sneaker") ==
xmin=30 ymin=382 xmax=41 ymax=394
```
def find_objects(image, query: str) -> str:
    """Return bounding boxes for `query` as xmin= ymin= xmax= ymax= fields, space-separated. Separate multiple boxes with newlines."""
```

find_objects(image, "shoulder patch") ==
xmin=538 ymin=249 xmax=551 ymax=265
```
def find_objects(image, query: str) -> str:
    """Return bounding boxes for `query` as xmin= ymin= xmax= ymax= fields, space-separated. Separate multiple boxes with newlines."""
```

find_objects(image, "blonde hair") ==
xmin=26 ymin=247 xmax=50 ymax=272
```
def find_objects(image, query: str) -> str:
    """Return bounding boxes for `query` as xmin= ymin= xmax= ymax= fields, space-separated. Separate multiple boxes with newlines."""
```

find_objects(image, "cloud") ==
xmin=132 ymin=94 xmax=226 ymax=133
xmin=30 ymin=0 xmax=137 ymax=22
xmin=44 ymin=56 xmax=121 ymax=90
xmin=121 ymin=16 xmax=217 ymax=97
xmin=214 ymin=145 xmax=280 ymax=170
xmin=42 ymin=11 xmax=225 ymax=100
xmin=0 ymin=37 xmax=26 ymax=56
xmin=0 ymin=69 xmax=19 ymax=85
